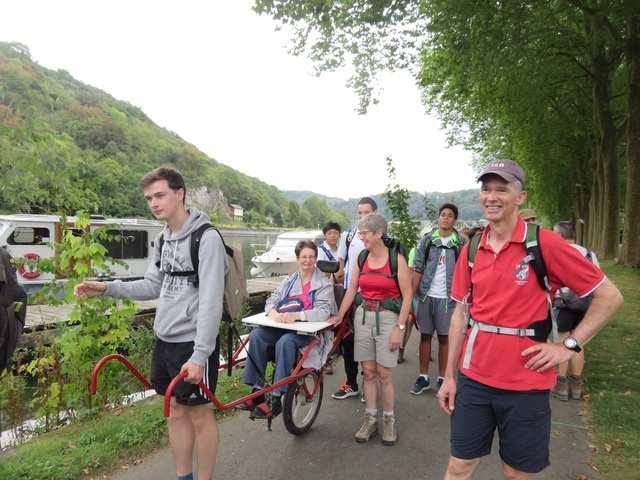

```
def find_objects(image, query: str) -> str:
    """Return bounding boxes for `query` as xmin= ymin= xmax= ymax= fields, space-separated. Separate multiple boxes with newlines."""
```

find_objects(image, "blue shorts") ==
xmin=450 ymin=372 xmax=551 ymax=473
xmin=150 ymin=337 xmax=220 ymax=406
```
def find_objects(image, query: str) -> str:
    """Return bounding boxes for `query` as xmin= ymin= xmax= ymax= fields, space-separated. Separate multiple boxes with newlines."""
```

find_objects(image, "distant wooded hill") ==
xmin=0 ymin=41 xmax=482 ymax=229
xmin=284 ymin=189 xmax=483 ymax=222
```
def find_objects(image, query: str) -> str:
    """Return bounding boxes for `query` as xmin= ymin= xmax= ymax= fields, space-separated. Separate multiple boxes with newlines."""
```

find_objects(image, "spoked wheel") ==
xmin=283 ymin=371 xmax=323 ymax=435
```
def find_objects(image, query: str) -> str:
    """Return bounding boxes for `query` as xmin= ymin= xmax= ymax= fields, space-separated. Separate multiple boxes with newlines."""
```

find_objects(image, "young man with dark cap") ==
xmin=438 ymin=160 xmax=622 ymax=479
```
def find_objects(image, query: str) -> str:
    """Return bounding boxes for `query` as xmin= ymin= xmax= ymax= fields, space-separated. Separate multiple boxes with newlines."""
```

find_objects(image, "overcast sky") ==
xmin=3 ymin=0 xmax=480 ymax=199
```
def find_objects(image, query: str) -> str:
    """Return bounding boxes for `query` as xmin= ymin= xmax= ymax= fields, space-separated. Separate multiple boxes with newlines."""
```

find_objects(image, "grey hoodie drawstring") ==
xmin=159 ymin=236 xmax=180 ymax=273
xmin=171 ymin=240 xmax=179 ymax=272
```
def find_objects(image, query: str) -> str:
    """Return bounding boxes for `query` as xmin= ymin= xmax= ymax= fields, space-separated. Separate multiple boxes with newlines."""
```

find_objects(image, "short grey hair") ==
xmin=358 ymin=213 xmax=388 ymax=237
xmin=513 ymin=180 xmax=523 ymax=195
xmin=553 ymin=221 xmax=576 ymax=241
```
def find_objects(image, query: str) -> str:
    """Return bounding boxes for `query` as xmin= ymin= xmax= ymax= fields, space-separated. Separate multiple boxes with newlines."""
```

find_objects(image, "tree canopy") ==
xmin=1 ymin=40 xmax=480 ymax=231
xmin=0 ymin=42 xmax=292 ymax=225
xmin=253 ymin=0 xmax=640 ymax=266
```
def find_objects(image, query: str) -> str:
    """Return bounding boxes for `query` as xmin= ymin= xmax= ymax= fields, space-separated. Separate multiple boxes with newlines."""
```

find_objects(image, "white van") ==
xmin=0 ymin=214 xmax=162 ymax=292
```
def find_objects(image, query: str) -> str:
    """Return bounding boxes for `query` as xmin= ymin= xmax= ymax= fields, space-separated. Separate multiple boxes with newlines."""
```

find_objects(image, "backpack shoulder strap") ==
xmin=467 ymin=233 xmax=482 ymax=269
xmin=154 ymin=232 xmax=165 ymax=270
xmin=189 ymin=223 xmax=219 ymax=288
xmin=522 ymin=223 xmax=549 ymax=292
xmin=389 ymin=242 xmax=400 ymax=290
xmin=282 ymin=271 xmax=299 ymax=299
xmin=423 ymin=235 xmax=433 ymax=263
xmin=344 ymin=228 xmax=357 ymax=265
xmin=357 ymin=248 xmax=369 ymax=271
xmin=318 ymin=243 xmax=334 ymax=261
xmin=451 ymin=230 xmax=464 ymax=262
xmin=522 ymin=223 xmax=559 ymax=342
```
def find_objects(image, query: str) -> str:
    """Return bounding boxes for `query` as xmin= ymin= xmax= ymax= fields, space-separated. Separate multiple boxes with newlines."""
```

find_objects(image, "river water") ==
xmin=219 ymin=231 xmax=276 ymax=277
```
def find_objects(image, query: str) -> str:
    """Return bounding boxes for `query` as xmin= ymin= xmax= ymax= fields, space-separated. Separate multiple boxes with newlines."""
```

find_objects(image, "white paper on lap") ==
xmin=242 ymin=313 xmax=332 ymax=335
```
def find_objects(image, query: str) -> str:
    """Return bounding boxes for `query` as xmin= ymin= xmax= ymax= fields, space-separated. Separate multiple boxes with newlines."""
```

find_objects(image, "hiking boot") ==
xmin=355 ymin=413 xmax=378 ymax=443
xmin=382 ymin=415 xmax=396 ymax=446
xmin=397 ymin=347 xmax=405 ymax=364
xmin=569 ymin=376 xmax=582 ymax=400
xmin=332 ymin=380 xmax=359 ymax=400
xmin=269 ymin=395 xmax=283 ymax=417
xmin=250 ymin=395 xmax=282 ymax=419
xmin=550 ymin=377 xmax=569 ymax=401
xmin=435 ymin=377 xmax=444 ymax=398
xmin=236 ymin=388 xmax=264 ymax=411
xmin=410 ymin=376 xmax=430 ymax=395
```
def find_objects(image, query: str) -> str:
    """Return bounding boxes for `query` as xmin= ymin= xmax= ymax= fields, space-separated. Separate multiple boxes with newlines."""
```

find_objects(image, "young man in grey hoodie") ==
xmin=74 ymin=167 xmax=228 ymax=480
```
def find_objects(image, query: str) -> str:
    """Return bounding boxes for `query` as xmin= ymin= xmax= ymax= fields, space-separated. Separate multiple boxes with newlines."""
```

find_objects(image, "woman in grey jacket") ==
xmin=239 ymin=240 xmax=336 ymax=418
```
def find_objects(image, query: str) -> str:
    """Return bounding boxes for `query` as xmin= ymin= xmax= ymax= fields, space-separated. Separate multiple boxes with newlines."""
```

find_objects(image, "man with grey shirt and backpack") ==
xmin=74 ymin=167 xmax=227 ymax=480
xmin=550 ymin=221 xmax=600 ymax=402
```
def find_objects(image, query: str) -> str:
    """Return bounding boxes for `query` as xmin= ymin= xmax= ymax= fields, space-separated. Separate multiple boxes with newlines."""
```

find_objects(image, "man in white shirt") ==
xmin=331 ymin=197 xmax=377 ymax=399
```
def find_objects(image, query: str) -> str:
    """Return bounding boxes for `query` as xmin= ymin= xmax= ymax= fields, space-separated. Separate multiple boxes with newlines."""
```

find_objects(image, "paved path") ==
xmin=106 ymin=334 xmax=596 ymax=480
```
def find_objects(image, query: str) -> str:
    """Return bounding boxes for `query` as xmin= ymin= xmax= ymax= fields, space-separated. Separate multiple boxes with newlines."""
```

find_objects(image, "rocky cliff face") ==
xmin=186 ymin=186 xmax=228 ymax=219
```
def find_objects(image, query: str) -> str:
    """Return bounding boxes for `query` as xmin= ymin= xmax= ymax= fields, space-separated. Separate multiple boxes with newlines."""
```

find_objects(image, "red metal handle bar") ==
xmin=90 ymin=354 xmax=153 ymax=394
xmin=163 ymin=372 xmax=224 ymax=416
xmin=218 ymin=333 xmax=251 ymax=372
xmin=162 ymin=366 xmax=317 ymax=417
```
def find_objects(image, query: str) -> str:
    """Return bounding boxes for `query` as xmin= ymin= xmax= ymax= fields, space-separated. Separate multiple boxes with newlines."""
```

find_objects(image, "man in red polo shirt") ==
xmin=438 ymin=160 xmax=623 ymax=479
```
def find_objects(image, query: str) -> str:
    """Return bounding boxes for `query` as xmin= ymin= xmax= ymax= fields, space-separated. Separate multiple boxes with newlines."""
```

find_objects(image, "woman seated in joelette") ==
xmin=238 ymin=240 xmax=337 ymax=418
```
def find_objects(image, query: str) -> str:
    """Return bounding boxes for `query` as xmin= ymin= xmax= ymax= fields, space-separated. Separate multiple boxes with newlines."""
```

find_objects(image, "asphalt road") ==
xmin=107 ymin=333 xmax=596 ymax=480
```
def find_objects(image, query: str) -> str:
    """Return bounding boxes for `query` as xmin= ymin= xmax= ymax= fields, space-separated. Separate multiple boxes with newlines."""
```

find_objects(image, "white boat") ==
xmin=0 ymin=214 xmax=163 ymax=294
xmin=249 ymin=230 xmax=324 ymax=278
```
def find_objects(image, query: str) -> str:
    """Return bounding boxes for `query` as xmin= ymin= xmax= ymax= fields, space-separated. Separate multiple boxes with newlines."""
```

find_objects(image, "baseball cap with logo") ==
xmin=477 ymin=159 xmax=526 ymax=189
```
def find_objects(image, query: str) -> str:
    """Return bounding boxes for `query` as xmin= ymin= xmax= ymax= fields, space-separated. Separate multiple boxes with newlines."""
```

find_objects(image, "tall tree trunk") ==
xmin=588 ymin=146 xmax=604 ymax=253
xmin=620 ymin=11 xmax=640 ymax=267
xmin=591 ymin=41 xmax=621 ymax=259
xmin=574 ymin=151 xmax=591 ymax=246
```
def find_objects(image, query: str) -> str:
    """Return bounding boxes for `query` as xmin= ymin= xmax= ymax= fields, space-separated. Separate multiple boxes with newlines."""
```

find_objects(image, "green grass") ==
xmin=0 ymin=371 xmax=251 ymax=480
xmin=0 ymin=262 xmax=638 ymax=479
xmin=585 ymin=260 xmax=640 ymax=478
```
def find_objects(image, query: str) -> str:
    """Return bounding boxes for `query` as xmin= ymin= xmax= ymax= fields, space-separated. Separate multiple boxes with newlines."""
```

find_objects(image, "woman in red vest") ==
xmin=328 ymin=213 xmax=412 ymax=446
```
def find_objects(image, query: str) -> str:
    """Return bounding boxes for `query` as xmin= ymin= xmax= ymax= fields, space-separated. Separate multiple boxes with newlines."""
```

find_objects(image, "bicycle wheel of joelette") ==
xmin=283 ymin=371 xmax=323 ymax=435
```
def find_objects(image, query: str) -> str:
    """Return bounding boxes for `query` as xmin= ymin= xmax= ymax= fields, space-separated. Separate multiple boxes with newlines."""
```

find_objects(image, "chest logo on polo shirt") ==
xmin=511 ymin=262 xmax=530 ymax=285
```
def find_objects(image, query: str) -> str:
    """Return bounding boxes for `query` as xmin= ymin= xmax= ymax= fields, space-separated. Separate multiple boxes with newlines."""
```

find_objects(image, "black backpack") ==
xmin=342 ymin=228 xmax=358 ymax=272
xmin=356 ymin=236 xmax=409 ymax=291
xmin=353 ymin=237 xmax=409 ymax=334
xmin=467 ymin=223 xmax=557 ymax=342
xmin=421 ymin=228 xmax=464 ymax=265
xmin=156 ymin=223 xmax=248 ymax=323
xmin=0 ymin=248 xmax=28 ymax=374
xmin=553 ymin=250 xmax=595 ymax=312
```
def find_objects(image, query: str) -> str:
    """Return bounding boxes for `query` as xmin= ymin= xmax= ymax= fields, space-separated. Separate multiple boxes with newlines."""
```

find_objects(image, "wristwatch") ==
xmin=563 ymin=336 xmax=582 ymax=353
xmin=300 ymin=310 xmax=307 ymax=322
xmin=395 ymin=323 xmax=405 ymax=330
